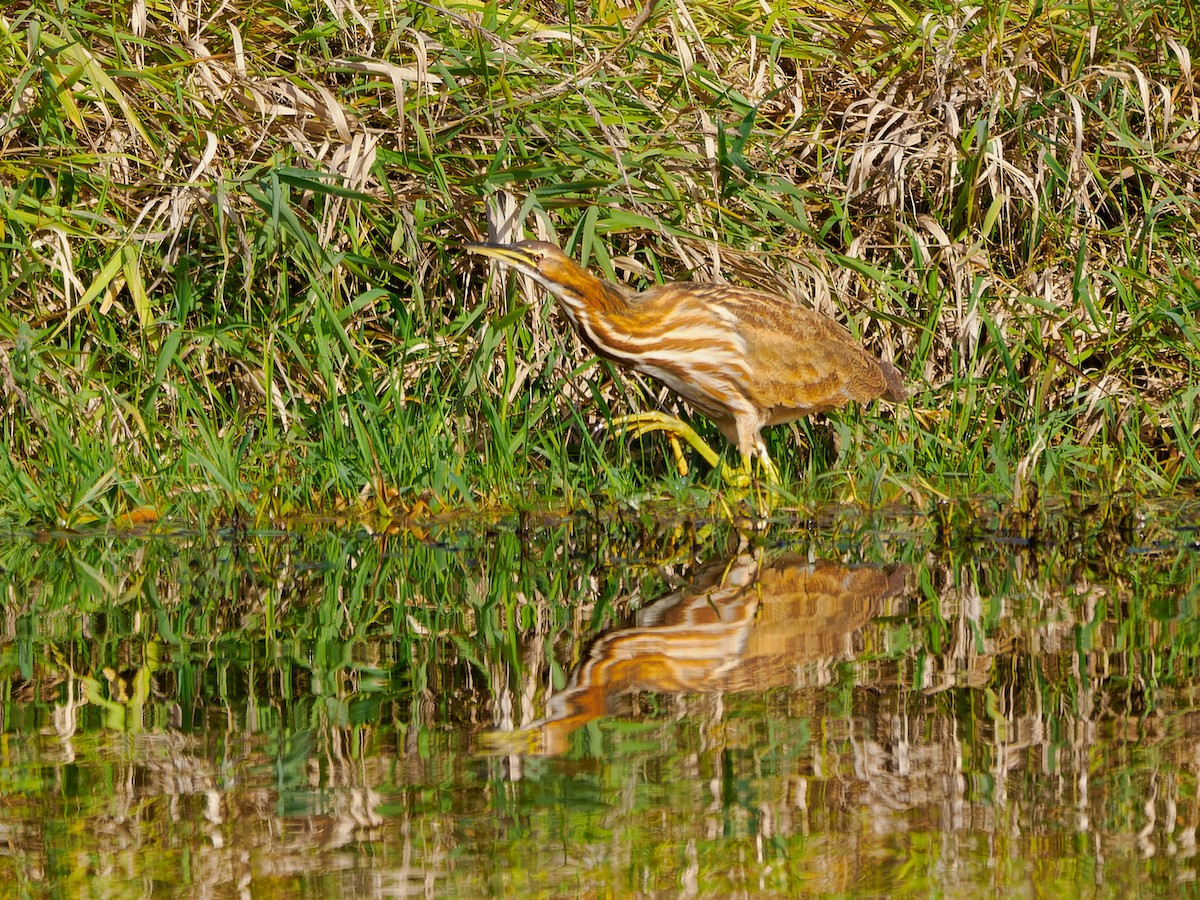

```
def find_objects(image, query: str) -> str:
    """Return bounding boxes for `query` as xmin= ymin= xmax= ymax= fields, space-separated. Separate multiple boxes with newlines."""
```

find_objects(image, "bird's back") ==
xmin=631 ymin=281 xmax=904 ymax=424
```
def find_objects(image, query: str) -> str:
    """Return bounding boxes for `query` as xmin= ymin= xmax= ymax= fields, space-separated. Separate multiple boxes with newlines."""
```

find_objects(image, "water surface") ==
xmin=1 ymin=505 xmax=1197 ymax=896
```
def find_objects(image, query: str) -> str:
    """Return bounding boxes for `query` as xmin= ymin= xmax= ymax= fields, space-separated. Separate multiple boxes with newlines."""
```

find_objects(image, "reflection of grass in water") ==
xmin=0 ymin=0 xmax=1197 ymax=530
xmin=0 ymin=517 xmax=1197 ymax=893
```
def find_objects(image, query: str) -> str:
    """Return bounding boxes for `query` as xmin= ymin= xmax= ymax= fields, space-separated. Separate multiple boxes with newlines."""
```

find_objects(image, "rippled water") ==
xmin=1 ymin=504 xmax=1198 ymax=896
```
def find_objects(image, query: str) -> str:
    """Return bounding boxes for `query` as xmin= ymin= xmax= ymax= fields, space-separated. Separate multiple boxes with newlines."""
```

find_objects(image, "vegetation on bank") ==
xmin=0 ymin=0 xmax=1197 ymax=527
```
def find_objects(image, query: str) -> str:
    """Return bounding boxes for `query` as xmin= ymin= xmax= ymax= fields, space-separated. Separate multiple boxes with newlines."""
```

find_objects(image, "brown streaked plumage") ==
xmin=467 ymin=239 xmax=905 ymax=478
xmin=483 ymin=550 xmax=910 ymax=755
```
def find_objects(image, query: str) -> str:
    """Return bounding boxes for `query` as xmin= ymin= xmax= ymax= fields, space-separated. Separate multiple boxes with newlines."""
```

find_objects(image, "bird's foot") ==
xmin=736 ymin=452 xmax=779 ymax=519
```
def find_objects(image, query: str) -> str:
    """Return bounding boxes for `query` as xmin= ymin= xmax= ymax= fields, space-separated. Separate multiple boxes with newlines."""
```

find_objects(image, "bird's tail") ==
xmin=879 ymin=360 xmax=908 ymax=402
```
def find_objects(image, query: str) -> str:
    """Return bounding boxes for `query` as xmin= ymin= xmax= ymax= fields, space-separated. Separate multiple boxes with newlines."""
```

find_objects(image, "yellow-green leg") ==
xmin=746 ymin=450 xmax=779 ymax=516
xmin=610 ymin=411 xmax=750 ymax=487
xmin=754 ymin=451 xmax=779 ymax=485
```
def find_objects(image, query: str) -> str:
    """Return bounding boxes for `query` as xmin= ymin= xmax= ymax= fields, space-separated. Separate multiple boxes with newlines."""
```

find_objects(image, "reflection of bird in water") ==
xmin=467 ymin=241 xmax=906 ymax=481
xmin=483 ymin=551 xmax=909 ymax=755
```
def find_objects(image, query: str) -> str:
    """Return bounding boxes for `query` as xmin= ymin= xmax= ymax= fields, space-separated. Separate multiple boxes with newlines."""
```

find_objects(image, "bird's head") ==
xmin=466 ymin=240 xmax=600 ymax=303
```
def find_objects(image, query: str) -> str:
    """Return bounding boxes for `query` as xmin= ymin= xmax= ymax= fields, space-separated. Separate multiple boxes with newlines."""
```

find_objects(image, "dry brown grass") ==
xmin=0 ymin=0 xmax=1196 ymax=520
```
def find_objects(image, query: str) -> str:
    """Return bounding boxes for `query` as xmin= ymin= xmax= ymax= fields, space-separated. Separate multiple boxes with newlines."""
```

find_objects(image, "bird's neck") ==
xmin=545 ymin=265 xmax=630 ymax=318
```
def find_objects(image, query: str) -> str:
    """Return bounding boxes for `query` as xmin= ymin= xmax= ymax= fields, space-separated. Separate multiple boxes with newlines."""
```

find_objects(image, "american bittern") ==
xmin=468 ymin=240 xmax=905 ymax=480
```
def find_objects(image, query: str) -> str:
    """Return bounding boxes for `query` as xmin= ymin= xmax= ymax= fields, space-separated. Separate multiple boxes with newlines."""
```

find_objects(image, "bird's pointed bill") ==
xmin=465 ymin=242 xmax=538 ymax=269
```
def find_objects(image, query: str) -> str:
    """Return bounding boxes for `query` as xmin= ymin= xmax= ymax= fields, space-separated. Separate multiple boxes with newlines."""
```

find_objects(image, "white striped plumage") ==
xmin=467 ymin=239 xmax=905 ymax=473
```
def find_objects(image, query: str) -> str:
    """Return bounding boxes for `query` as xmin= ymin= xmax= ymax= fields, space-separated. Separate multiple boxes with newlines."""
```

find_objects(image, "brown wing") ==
xmin=721 ymin=289 xmax=905 ymax=421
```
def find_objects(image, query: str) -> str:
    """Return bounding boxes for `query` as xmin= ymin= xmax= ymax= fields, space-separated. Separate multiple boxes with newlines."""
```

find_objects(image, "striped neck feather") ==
xmin=536 ymin=265 xmax=627 ymax=317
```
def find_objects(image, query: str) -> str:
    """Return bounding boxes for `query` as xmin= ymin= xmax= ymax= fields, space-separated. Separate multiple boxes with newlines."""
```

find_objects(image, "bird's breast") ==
xmin=557 ymin=285 xmax=759 ymax=418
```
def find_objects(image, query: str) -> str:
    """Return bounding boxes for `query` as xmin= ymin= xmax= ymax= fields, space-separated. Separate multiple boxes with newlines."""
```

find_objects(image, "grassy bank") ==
xmin=0 ymin=0 xmax=1197 ymax=527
